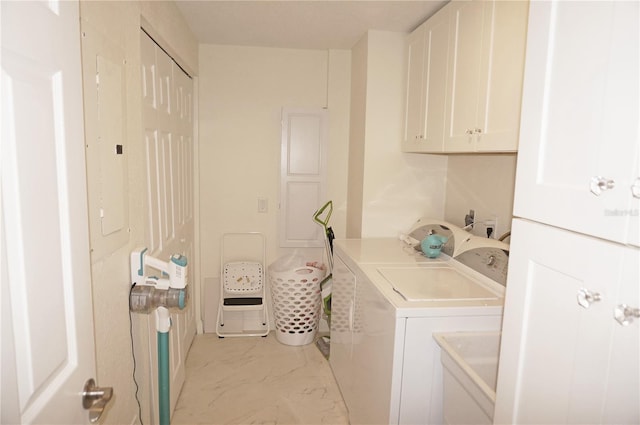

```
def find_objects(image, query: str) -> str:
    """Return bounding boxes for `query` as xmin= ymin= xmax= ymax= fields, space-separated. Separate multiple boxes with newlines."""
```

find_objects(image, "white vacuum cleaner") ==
xmin=129 ymin=248 xmax=188 ymax=425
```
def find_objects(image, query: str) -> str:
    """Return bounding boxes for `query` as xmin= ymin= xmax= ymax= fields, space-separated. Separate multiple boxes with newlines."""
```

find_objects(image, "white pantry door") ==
xmin=1 ymin=1 xmax=101 ymax=424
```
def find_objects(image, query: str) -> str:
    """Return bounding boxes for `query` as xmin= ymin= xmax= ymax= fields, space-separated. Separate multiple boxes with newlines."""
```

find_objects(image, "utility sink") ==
xmin=433 ymin=332 xmax=501 ymax=425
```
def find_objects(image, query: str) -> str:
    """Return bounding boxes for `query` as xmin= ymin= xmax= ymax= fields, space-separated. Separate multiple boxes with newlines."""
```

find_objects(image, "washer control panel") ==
xmin=454 ymin=243 xmax=510 ymax=286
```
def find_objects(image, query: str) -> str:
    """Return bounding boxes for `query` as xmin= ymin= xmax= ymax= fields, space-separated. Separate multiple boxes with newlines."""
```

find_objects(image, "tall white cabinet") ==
xmin=512 ymin=1 xmax=639 ymax=248
xmin=495 ymin=2 xmax=639 ymax=424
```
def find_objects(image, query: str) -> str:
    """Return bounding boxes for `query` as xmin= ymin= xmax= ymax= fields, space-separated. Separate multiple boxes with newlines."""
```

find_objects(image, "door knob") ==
xmin=590 ymin=176 xmax=615 ymax=196
xmin=82 ymin=378 xmax=113 ymax=423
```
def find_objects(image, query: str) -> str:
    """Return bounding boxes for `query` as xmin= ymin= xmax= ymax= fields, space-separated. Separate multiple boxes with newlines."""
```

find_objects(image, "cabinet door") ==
xmin=475 ymin=0 xmax=528 ymax=152
xmin=513 ymin=1 xmax=639 ymax=246
xmin=495 ymin=219 xmax=639 ymax=424
xmin=421 ymin=7 xmax=449 ymax=153
xmin=403 ymin=23 xmax=426 ymax=146
xmin=444 ymin=0 xmax=484 ymax=152
xmin=403 ymin=8 xmax=449 ymax=153
xmin=445 ymin=0 xmax=528 ymax=153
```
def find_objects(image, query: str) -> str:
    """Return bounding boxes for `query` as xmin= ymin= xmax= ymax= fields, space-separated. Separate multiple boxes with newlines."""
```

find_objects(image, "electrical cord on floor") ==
xmin=129 ymin=283 xmax=144 ymax=425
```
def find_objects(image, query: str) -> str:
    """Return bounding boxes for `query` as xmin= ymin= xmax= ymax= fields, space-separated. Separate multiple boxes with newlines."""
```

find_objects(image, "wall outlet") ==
xmin=484 ymin=216 xmax=497 ymax=238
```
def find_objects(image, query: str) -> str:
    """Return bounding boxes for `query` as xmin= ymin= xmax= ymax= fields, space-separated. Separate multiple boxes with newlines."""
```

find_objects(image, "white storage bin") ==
xmin=270 ymin=266 xmax=324 ymax=346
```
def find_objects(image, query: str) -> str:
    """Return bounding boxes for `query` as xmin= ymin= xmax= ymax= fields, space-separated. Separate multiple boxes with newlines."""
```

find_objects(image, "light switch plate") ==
xmin=258 ymin=197 xmax=268 ymax=213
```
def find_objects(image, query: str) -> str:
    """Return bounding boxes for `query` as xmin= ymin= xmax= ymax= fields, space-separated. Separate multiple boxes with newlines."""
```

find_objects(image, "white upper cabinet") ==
xmin=403 ymin=6 xmax=449 ymax=153
xmin=513 ymin=1 xmax=639 ymax=247
xmin=403 ymin=0 xmax=528 ymax=154
xmin=444 ymin=0 xmax=528 ymax=153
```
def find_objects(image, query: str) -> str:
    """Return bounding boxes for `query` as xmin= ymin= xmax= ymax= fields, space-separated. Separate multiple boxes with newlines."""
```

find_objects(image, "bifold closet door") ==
xmin=140 ymin=29 xmax=196 ymax=421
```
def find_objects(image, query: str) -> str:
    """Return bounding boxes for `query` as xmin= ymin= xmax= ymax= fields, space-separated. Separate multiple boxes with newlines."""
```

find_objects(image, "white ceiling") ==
xmin=175 ymin=1 xmax=449 ymax=50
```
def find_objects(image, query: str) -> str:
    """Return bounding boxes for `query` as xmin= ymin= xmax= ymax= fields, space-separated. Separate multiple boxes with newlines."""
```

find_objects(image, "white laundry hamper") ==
xmin=270 ymin=266 xmax=325 ymax=346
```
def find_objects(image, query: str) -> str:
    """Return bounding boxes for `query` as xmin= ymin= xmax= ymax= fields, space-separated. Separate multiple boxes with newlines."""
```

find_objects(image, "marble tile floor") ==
xmin=172 ymin=332 xmax=349 ymax=425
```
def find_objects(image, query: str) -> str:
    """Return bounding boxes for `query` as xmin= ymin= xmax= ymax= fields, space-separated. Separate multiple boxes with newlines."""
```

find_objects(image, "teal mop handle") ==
xmin=156 ymin=307 xmax=171 ymax=425
xmin=158 ymin=330 xmax=170 ymax=425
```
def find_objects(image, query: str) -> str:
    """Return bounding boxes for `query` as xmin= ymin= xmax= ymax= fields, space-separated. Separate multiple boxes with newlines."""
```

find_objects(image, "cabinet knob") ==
xmin=590 ymin=176 xmax=615 ymax=196
xmin=474 ymin=128 xmax=482 ymax=134
xmin=631 ymin=178 xmax=640 ymax=199
xmin=614 ymin=304 xmax=640 ymax=326
xmin=577 ymin=288 xmax=601 ymax=308
xmin=465 ymin=129 xmax=473 ymax=135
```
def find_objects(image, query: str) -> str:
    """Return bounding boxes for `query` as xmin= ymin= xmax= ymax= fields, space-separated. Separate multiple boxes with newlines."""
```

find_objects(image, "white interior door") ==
xmin=1 ymin=1 xmax=101 ymax=424
xmin=279 ymin=107 xmax=329 ymax=248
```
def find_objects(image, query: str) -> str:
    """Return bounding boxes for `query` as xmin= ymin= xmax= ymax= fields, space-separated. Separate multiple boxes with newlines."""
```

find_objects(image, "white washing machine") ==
xmin=329 ymin=222 xmax=509 ymax=425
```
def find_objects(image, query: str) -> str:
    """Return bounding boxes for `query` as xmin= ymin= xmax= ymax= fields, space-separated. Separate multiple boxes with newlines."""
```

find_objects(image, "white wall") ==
xmin=444 ymin=154 xmax=517 ymax=240
xmin=346 ymin=34 xmax=367 ymax=238
xmin=79 ymin=1 xmax=197 ymax=424
xmin=198 ymin=45 xmax=351 ymax=331
xmin=347 ymin=30 xmax=448 ymax=238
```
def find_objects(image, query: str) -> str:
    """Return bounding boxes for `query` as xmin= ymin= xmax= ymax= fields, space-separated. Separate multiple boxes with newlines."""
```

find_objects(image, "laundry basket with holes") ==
xmin=270 ymin=266 xmax=325 ymax=346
